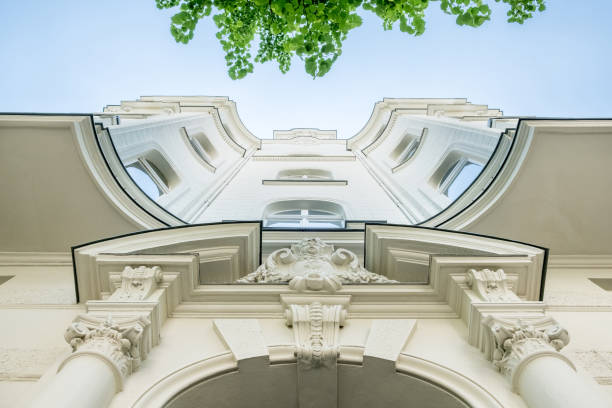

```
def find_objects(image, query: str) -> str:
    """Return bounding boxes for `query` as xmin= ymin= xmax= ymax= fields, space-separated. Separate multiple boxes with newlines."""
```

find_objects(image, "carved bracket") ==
xmin=285 ymin=301 xmax=347 ymax=369
xmin=466 ymin=268 xmax=519 ymax=302
xmin=109 ymin=265 xmax=163 ymax=301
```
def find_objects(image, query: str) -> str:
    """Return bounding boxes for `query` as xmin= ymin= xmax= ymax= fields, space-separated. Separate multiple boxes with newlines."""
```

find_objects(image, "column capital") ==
xmin=482 ymin=315 xmax=574 ymax=390
xmin=60 ymin=315 xmax=150 ymax=390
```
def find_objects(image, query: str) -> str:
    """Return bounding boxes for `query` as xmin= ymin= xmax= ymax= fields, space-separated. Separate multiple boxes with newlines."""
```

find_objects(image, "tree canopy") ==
xmin=155 ymin=0 xmax=545 ymax=79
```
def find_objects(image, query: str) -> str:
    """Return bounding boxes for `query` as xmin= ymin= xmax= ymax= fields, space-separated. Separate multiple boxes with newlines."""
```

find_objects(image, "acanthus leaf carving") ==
xmin=466 ymin=268 xmax=519 ymax=302
xmin=482 ymin=316 xmax=571 ymax=386
xmin=237 ymin=238 xmax=396 ymax=292
xmin=63 ymin=314 xmax=150 ymax=381
xmin=109 ymin=265 xmax=163 ymax=301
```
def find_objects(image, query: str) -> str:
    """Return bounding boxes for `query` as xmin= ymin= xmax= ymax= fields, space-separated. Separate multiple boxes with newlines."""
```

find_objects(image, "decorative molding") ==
xmin=60 ymin=315 xmax=150 ymax=389
xmin=285 ymin=301 xmax=346 ymax=369
xmin=0 ymin=252 xmax=71 ymax=266
xmin=273 ymin=128 xmax=337 ymax=140
xmin=108 ymin=266 xmax=163 ymax=301
xmin=237 ymin=238 xmax=396 ymax=290
xmin=261 ymin=179 xmax=348 ymax=186
xmin=466 ymin=268 xmax=519 ymax=302
xmin=547 ymin=255 xmax=612 ymax=269
xmin=252 ymin=155 xmax=355 ymax=161
xmin=481 ymin=316 xmax=573 ymax=390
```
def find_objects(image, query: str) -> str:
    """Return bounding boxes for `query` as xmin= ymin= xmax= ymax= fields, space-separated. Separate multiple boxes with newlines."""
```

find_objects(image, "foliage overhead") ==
xmin=155 ymin=0 xmax=545 ymax=79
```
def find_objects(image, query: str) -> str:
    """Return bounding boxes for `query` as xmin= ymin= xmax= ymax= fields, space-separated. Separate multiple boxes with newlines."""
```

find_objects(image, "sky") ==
xmin=1 ymin=1 xmax=611 ymax=139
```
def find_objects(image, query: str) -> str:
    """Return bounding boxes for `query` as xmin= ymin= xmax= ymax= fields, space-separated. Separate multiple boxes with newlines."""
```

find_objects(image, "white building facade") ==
xmin=1 ymin=96 xmax=612 ymax=408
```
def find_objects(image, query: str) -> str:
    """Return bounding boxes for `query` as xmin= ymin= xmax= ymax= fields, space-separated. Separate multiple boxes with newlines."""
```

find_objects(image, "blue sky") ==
xmin=1 ymin=1 xmax=611 ymax=139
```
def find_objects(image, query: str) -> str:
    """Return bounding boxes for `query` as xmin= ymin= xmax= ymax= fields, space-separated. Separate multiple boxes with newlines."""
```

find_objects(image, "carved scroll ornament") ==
xmin=237 ymin=238 xmax=396 ymax=292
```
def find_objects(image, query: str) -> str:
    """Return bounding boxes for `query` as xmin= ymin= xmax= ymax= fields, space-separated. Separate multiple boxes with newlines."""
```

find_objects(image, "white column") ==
xmin=483 ymin=317 xmax=612 ymax=408
xmin=517 ymin=354 xmax=610 ymax=408
xmin=30 ymin=354 xmax=118 ymax=408
xmin=29 ymin=316 xmax=145 ymax=408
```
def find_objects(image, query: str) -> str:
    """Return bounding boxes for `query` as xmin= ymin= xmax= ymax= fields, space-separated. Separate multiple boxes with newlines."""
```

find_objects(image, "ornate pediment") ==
xmin=237 ymin=238 xmax=396 ymax=292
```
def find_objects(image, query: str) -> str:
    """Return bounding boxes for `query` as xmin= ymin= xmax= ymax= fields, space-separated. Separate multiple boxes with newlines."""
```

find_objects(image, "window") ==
xmin=126 ymin=150 xmax=179 ymax=200
xmin=440 ymin=160 xmax=483 ymax=201
xmin=181 ymin=127 xmax=218 ymax=170
xmin=277 ymin=169 xmax=333 ymax=180
xmin=390 ymin=130 xmax=425 ymax=168
xmin=263 ymin=200 xmax=345 ymax=228
xmin=126 ymin=162 xmax=163 ymax=199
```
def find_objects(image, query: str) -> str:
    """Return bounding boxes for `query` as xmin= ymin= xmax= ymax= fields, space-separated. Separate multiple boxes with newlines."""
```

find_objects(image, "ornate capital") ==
xmin=285 ymin=302 xmax=346 ymax=368
xmin=482 ymin=316 xmax=573 ymax=389
xmin=237 ymin=238 xmax=396 ymax=291
xmin=466 ymin=268 xmax=519 ymax=302
xmin=109 ymin=265 xmax=163 ymax=301
xmin=61 ymin=315 xmax=150 ymax=387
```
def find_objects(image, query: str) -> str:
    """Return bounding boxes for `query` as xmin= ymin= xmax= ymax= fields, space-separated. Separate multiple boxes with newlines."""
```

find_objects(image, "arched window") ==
xmin=263 ymin=200 xmax=345 ymax=228
xmin=430 ymin=151 xmax=484 ymax=201
xmin=126 ymin=150 xmax=179 ymax=199
xmin=390 ymin=130 xmax=424 ymax=166
xmin=126 ymin=162 xmax=163 ymax=199
xmin=277 ymin=169 xmax=333 ymax=180
xmin=445 ymin=162 xmax=483 ymax=200
xmin=181 ymin=127 xmax=219 ymax=171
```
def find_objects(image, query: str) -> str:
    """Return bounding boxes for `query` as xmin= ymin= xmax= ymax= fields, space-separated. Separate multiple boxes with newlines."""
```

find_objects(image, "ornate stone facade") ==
xmin=237 ymin=238 xmax=396 ymax=291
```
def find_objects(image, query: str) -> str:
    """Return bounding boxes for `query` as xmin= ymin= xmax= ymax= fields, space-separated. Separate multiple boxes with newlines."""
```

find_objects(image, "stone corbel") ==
xmin=481 ymin=315 xmax=574 ymax=390
xmin=60 ymin=314 xmax=151 ymax=390
xmin=285 ymin=301 xmax=347 ymax=368
xmin=282 ymin=294 xmax=350 ymax=408
xmin=108 ymin=265 xmax=163 ymax=301
xmin=466 ymin=268 xmax=520 ymax=302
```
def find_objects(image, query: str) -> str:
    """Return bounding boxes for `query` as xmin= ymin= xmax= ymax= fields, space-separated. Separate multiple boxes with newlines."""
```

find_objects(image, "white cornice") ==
xmin=0 ymin=252 xmax=72 ymax=266
xmin=547 ymin=255 xmax=612 ymax=269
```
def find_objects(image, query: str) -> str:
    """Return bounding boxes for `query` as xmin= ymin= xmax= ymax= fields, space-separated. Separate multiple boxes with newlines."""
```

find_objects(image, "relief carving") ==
xmin=237 ymin=238 xmax=396 ymax=291
xmin=63 ymin=315 xmax=150 ymax=379
xmin=466 ymin=268 xmax=519 ymax=302
xmin=109 ymin=265 xmax=163 ymax=301
xmin=483 ymin=316 xmax=570 ymax=381
xmin=285 ymin=302 xmax=346 ymax=368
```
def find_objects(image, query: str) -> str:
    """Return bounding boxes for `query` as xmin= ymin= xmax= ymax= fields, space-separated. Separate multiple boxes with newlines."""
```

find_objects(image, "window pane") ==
xmin=446 ymin=163 xmax=483 ymax=201
xmin=127 ymin=165 xmax=161 ymax=199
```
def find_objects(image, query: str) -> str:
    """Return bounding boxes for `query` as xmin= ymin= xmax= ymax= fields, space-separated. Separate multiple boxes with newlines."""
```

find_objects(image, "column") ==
xmin=483 ymin=317 xmax=611 ymax=408
xmin=30 ymin=317 xmax=146 ymax=408
xmin=29 ymin=265 xmax=163 ymax=408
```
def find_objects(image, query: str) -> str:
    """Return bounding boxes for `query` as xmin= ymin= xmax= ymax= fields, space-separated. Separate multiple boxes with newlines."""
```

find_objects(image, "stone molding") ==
xmin=237 ymin=238 xmax=396 ymax=290
xmin=108 ymin=266 xmax=163 ymax=301
xmin=481 ymin=315 xmax=573 ymax=390
xmin=60 ymin=315 xmax=150 ymax=390
xmin=466 ymin=268 xmax=520 ymax=302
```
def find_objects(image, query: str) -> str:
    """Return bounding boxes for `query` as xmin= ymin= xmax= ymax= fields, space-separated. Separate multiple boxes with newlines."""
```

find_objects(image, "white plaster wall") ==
xmin=199 ymin=157 xmax=408 ymax=223
xmin=0 ymin=265 xmax=76 ymax=305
